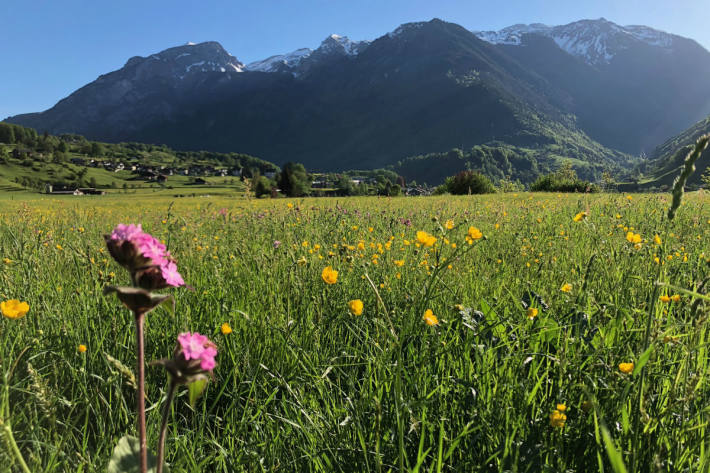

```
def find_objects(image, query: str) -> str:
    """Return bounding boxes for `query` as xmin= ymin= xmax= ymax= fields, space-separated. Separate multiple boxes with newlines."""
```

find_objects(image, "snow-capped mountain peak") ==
xmin=246 ymin=48 xmax=313 ymax=73
xmin=316 ymin=34 xmax=370 ymax=56
xmin=245 ymin=34 xmax=370 ymax=75
xmin=474 ymin=18 xmax=675 ymax=65
xmin=124 ymin=41 xmax=245 ymax=79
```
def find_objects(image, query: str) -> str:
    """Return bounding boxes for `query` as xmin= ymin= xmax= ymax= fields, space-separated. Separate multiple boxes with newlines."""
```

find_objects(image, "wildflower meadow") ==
xmin=1 ymin=189 xmax=709 ymax=471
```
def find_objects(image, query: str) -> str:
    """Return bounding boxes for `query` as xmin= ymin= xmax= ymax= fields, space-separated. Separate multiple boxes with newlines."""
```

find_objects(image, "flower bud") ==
xmin=104 ymin=235 xmax=150 ymax=272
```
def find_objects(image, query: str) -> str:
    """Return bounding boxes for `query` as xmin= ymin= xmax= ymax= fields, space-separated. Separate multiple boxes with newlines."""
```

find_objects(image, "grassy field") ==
xmin=1 ymin=192 xmax=709 ymax=472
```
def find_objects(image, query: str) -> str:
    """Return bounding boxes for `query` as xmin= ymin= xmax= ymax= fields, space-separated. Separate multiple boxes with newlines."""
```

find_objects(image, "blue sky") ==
xmin=2 ymin=0 xmax=708 ymax=119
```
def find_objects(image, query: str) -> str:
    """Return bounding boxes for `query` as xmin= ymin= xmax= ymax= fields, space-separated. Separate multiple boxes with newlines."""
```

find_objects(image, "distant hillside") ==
xmin=634 ymin=115 xmax=710 ymax=189
xmin=0 ymin=122 xmax=277 ymax=192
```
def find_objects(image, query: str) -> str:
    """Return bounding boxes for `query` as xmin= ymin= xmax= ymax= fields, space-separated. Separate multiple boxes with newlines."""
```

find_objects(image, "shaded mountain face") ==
xmin=6 ymin=18 xmax=709 ymax=177
xmin=7 ymin=41 xmax=246 ymax=139
xmin=475 ymin=19 xmax=710 ymax=154
xmin=637 ymin=114 xmax=710 ymax=188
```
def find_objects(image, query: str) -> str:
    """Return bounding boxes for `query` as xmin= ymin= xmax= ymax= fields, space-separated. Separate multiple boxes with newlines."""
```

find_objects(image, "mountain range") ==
xmin=6 ymin=18 xmax=710 ymax=183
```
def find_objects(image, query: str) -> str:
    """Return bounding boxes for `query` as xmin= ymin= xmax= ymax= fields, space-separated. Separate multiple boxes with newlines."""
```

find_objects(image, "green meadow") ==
xmin=1 ymin=192 xmax=709 ymax=472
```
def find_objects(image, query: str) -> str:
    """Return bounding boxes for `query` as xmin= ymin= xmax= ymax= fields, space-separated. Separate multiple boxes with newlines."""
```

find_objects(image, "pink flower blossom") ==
xmin=134 ymin=233 xmax=168 ymax=264
xmin=160 ymin=260 xmax=185 ymax=287
xmin=110 ymin=223 xmax=143 ymax=241
xmin=199 ymin=346 xmax=217 ymax=371
xmin=177 ymin=332 xmax=217 ymax=372
xmin=107 ymin=223 xmax=185 ymax=289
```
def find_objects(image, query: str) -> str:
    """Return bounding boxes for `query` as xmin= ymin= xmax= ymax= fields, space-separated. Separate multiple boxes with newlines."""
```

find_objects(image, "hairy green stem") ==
xmin=157 ymin=380 xmax=177 ymax=473
xmin=135 ymin=312 xmax=148 ymax=473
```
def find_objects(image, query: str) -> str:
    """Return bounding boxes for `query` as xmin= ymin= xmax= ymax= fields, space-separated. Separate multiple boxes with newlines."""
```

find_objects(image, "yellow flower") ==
xmin=556 ymin=403 xmax=567 ymax=412
xmin=1 ymin=299 xmax=30 ymax=319
xmin=287 ymin=202 xmax=293 ymax=208
xmin=670 ymin=294 xmax=681 ymax=302
xmin=348 ymin=299 xmax=364 ymax=316
xmin=659 ymin=295 xmax=671 ymax=303
xmin=653 ymin=234 xmax=662 ymax=245
xmin=560 ymin=283 xmax=572 ymax=293
xmin=465 ymin=226 xmax=483 ymax=244
xmin=423 ymin=309 xmax=439 ymax=326
xmin=56 ymin=244 xmax=63 ymax=250
xmin=573 ymin=212 xmax=587 ymax=222
xmin=625 ymin=232 xmax=642 ymax=244
xmin=444 ymin=220 xmax=454 ymax=230
xmin=78 ymin=344 xmax=87 ymax=353
xmin=221 ymin=322 xmax=233 ymax=335
xmin=2 ymin=257 xmax=12 ymax=264
xmin=321 ymin=266 xmax=338 ymax=285
xmin=416 ymin=231 xmax=437 ymax=247
xmin=526 ymin=307 xmax=538 ymax=319
xmin=618 ymin=362 xmax=634 ymax=374
xmin=394 ymin=259 xmax=405 ymax=267
xmin=549 ymin=409 xmax=567 ymax=428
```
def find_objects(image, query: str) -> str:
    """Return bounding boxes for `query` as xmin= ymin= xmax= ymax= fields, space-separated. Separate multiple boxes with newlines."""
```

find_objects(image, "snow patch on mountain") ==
xmin=245 ymin=34 xmax=370 ymax=75
xmin=387 ymin=22 xmax=426 ymax=38
xmin=319 ymin=34 xmax=370 ymax=55
xmin=246 ymin=48 xmax=313 ymax=72
xmin=475 ymin=23 xmax=551 ymax=45
xmin=474 ymin=18 xmax=675 ymax=65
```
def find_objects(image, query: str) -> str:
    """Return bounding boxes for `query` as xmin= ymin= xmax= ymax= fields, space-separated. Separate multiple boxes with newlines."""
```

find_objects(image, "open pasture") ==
xmin=1 ymin=192 xmax=709 ymax=472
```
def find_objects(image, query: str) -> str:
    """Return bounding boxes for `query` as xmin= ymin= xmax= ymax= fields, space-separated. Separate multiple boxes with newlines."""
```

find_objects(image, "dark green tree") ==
xmin=278 ymin=162 xmax=310 ymax=197
xmin=336 ymin=175 xmax=355 ymax=196
xmin=447 ymin=170 xmax=495 ymax=195
xmin=90 ymin=142 xmax=104 ymax=157
xmin=253 ymin=175 xmax=273 ymax=197
xmin=0 ymin=123 xmax=15 ymax=144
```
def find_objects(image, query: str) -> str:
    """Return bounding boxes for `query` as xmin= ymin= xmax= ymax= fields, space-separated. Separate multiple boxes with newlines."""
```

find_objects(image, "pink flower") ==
xmin=160 ymin=260 xmax=185 ymax=287
xmin=199 ymin=346 xmax=217 ymax=371
xmin=177 ymin=332 xmax=217 ymax=372
xmin=106 ymin=223 xmax=185 ymax=289
xmin=110 ymin=224 xmax=144 ymax=241
xmin=134 ymin=233 xmax=168 ymax=264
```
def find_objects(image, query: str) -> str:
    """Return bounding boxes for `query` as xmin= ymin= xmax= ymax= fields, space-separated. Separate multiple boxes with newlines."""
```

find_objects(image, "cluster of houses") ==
xmin=68 ymin=158 xmax=247 ymax=180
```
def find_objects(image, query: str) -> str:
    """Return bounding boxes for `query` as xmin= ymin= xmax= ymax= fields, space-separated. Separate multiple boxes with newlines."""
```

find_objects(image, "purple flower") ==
xmin=273 ymin=240 xmax=282 ymax=249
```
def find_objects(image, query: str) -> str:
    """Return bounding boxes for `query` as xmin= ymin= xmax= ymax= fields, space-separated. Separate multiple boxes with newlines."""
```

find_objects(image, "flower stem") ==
xmin=135 ymin=312 xmax=148 ymax=473
xmin=157 ymin=380 xmax=177 ymax=473
xmin=2 ymin=421 xmax=31 ymax=473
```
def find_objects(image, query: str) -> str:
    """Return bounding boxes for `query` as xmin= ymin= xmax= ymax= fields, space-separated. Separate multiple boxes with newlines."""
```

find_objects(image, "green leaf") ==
xmin=188 ymin=379 xmax=208 ymax=407
xmin=633 ymin=345 xmax=654 ymax=376
xmin=601 ymin=427 xmax=629 ymax=473
xmin=103 ymin=286 xmax=174 ymax=316
xmin=107 ymin=435 xmax=169 ymax=473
